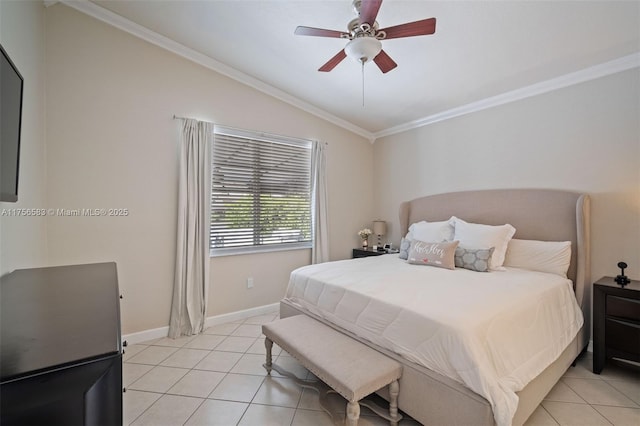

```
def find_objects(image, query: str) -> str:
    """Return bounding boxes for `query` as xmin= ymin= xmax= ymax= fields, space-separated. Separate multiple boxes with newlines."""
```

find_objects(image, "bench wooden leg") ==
xmin=264 ymin=337 xmax=273 ymax=375
xmin=389 ymin=380 xmax=400 ymax=426
xmin=346 ymin=401 xmax=360 ymax=426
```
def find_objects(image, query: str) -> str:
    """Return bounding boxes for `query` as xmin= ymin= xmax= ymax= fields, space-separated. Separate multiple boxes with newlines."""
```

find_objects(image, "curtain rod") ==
xmin=173 ymin=115 xmax=214 ymax=124
xmin=173 ymin=115 xmax=326 ymax=145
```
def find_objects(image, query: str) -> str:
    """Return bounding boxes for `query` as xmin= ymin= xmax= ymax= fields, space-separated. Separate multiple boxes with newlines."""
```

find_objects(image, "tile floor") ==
xmin=123 ymin=312 xmax=640 ymax=426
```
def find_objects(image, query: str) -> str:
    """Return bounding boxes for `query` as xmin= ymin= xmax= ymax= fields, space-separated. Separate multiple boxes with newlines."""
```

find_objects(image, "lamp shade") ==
xmin=373 ymin=220 xmax=387 ymax=236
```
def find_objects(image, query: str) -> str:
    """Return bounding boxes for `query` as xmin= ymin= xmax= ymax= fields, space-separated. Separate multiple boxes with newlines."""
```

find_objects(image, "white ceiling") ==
xmin=77 ymin=1 xmax=639 ymax=139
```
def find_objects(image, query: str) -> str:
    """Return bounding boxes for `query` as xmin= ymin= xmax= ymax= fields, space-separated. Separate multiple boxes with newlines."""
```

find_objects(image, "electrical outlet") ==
xmin=247 ymin=277 xmax=254 ymax=289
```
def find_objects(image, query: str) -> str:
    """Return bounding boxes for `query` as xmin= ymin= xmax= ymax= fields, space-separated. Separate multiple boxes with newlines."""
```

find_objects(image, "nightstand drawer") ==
xmin=605 ymin=318 xmax=640 ymax=356
xmin=352 ymin=249 xmax=386 ymax=258
xmin=607 ymin=295 xmax=640 ymax=322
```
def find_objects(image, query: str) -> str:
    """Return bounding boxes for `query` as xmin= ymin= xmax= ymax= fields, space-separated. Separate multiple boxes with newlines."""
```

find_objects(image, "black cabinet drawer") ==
xmin=605 ymin=318 xmax=640 ymax=356
xmin=352 ymin=249 xmax=385 ymax=258
xmin=607 ymin=295 xmax=640 ymax=322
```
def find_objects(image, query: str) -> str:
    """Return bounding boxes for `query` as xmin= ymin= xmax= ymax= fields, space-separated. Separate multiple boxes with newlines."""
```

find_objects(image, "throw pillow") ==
xmin=399 ymin=237 xmax=411 ymax=260
xmin=407 ymin=240 xmax=459 ymax=270
xmin=455 ymin=247 xmax=495 ymax=272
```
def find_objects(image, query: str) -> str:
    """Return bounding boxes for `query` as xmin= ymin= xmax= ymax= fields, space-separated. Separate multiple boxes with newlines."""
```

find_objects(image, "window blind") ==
xmin=211 ymin=126 xmax=312 ymax=254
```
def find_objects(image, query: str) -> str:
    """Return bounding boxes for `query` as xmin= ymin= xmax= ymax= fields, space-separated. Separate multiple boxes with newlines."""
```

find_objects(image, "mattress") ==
xmin=284 ymin=255 xmax=584 ymax=426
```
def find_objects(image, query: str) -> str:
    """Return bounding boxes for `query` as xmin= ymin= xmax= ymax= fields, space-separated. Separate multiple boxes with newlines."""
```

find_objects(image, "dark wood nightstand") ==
xmin=352 ymin=248 xmax=387 ymax=258
xmin=593 ymin=276 xmax=640 ymax=374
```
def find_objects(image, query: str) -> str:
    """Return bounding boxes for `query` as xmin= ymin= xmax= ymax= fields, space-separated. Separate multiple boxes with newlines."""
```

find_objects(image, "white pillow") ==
xmin=451 ymin=217 xmax=516 ymax=270
xmin=407 ymin=219 xmax=455 ymax=243
xmin=504 ymin=239 xmax=572 ymax=277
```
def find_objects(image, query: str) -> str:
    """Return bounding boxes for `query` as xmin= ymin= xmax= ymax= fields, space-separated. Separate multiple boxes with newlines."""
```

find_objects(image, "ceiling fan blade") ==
xmin=373 ymin=49 xmax=397 ymax=73
xmin=319 ymin=49 xmax=347 ymax=72
xmin=379 ymin=17 xmax=436 ymax=39
xmin=359 ymin=0 xmax=383 ymax=25
xmin=295 ymin=26 xmax=348 ymax=38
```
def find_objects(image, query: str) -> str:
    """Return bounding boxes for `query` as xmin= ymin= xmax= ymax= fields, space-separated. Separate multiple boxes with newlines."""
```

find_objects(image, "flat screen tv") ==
xmin=0 ymin=43 xmax=24 ymax=203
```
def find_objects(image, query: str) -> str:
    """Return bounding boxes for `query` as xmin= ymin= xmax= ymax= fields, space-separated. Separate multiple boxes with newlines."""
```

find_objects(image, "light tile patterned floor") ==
xmin=124 ymin=312 xmax=640 ymax=426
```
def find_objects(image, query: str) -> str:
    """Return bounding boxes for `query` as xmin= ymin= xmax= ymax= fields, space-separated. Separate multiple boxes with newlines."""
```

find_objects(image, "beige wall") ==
xmin=373 ymin=69 xmax=640 ymax=282
xmin=9 ymin=2 xmax=636 ymax=337
xmin=44 ymin=4 xmax=373 ymax=334
xmin=0 ymin=0 xmax=48 ymax=276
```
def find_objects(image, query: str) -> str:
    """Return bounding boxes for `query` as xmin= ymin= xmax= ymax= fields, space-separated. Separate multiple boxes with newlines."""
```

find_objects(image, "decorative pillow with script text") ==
xmin=407 ymin=240 xmax=459 ymax=270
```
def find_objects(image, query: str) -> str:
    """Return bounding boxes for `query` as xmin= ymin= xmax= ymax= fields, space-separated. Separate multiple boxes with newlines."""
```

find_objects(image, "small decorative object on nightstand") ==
xmin=614 ymin=261 xmax=631 ymax=287
xmin=593 ymin=274 xmax=640 ymax=374
xmin=352 ymin=248 xmax=387 ymax=259
xmin=357 ymin=228 xmax=372 ymax=249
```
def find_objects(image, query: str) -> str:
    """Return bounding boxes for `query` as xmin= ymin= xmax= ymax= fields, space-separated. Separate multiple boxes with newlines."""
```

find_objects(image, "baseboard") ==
xmin=202 ymin=302 xmax=279 ymax=328
xmin=122 ymin=302 xmax=279 ymax=345
xmin=122 ymin=325 xmax=169 ymax=346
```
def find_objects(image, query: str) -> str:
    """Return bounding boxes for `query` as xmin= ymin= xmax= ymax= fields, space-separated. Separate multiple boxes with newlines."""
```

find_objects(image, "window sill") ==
xmin=210 ymin=243 xmax=312 ymax=258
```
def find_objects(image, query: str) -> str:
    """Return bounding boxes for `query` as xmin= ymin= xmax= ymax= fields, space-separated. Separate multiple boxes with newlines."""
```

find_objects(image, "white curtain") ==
xmin=169 ymin=119 xmax=212 ymax=338
xmin=311 ymin=141 xmax=329 ymax=264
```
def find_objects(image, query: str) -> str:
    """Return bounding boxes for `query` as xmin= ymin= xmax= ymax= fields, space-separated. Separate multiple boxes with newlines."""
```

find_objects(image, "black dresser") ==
xmin=1 ymin=262 xmax=123 ymax=425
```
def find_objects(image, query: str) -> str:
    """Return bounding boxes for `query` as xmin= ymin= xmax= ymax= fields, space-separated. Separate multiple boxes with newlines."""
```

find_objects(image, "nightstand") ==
xmin=593 ymin=276 xmax=640 ymax=374
xmin=352 ymin=248 xmax=387 ymax=259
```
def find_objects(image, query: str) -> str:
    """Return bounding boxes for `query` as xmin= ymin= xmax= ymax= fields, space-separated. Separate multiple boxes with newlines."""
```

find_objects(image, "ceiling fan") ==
xmin=294 ymin=0 xmax=436 ymax=74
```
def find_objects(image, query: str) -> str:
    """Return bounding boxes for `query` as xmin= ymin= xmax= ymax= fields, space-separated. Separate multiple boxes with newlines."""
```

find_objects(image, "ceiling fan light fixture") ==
xmin=345 ymin=37 xmax=381 ymax=64
xmin=295 ymin=0 xmax=436 ymax=74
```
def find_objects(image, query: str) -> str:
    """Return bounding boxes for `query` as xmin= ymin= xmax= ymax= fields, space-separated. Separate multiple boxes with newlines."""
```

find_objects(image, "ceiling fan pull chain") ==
xmin=361 ymin=59 xmax=365 ymax=107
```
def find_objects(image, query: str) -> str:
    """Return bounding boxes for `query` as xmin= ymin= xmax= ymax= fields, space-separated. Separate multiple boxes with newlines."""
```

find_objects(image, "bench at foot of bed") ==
xmin=262 ymin=315 xmax=403 ymax=426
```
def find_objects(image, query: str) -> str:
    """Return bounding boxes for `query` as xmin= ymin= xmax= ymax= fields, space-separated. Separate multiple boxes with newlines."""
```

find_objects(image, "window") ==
xmin=210 ymin=126 xmax=313 ymax=256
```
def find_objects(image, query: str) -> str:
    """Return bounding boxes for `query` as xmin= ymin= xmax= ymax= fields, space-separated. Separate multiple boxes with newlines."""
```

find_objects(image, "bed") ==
xmin=280 ymin=189 xmax=591 ymax=426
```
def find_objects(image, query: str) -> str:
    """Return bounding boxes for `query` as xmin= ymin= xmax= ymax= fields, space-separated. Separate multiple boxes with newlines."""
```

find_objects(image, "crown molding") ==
xmin=56 ymin=0 xmax=376 ymax=142
xmin=373 ymin=52 xmax=640 ymax=141
xmin=49 ymin=1 xmax=638 ymax=145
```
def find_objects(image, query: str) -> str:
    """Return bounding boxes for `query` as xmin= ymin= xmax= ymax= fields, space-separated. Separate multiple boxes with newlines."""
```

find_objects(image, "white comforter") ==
xmin=284 ymin=255 xmax=583 ymax=426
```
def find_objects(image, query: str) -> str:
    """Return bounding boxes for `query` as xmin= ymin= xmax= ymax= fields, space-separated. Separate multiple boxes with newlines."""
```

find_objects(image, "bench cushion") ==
xmin=262 ymin=315 xmax=402 ymax=402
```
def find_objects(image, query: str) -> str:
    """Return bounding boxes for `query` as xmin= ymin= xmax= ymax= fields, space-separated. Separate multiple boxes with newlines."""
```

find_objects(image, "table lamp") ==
xmin=373 ymin=220 xmax=387 ymax=251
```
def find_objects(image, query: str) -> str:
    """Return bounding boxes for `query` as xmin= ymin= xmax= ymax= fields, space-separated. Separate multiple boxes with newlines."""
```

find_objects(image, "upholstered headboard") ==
xmin=399 ymin=189 xmax=591 ymax=349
